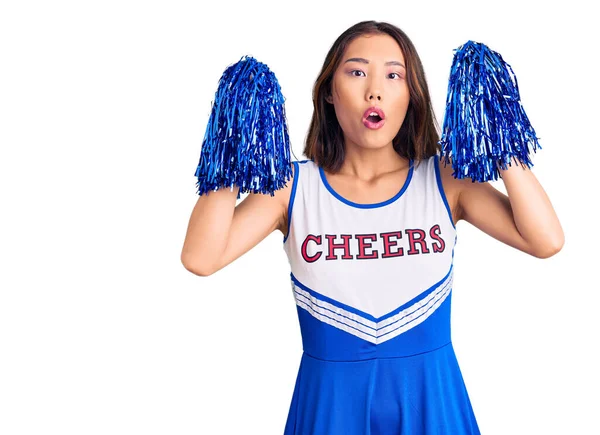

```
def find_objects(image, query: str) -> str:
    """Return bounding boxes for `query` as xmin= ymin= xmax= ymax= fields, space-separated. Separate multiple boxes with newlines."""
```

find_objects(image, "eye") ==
xmin=389 ymin=72 xmax=403 ymax=79
xmin=350 ymin=70 xmax=365 ymax=77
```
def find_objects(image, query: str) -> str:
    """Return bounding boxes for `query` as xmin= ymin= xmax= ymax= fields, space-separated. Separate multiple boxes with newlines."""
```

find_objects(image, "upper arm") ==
xmin=207 ymin=162 xmax=295 ymax=275
xmin=437 ymin=157 xmax=535 ymax=257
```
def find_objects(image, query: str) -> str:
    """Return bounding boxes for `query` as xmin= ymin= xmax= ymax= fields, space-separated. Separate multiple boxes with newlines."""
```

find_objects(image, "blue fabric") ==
xmin=284 ymin=342 xmax=479 ymax=434
xmin=290 ymin=269 xmax=454 ymax=361
xmin=283 ymin=277 xmax=480 ymax=434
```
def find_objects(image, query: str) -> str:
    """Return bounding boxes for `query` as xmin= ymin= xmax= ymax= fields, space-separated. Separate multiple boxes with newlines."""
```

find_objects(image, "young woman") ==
xmin=181 ymin=20 xmax=564 ymax=435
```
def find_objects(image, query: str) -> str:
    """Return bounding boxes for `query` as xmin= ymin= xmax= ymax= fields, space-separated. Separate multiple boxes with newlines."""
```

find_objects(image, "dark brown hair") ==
xmin=304 ymin=21 xmax=441 ymax=172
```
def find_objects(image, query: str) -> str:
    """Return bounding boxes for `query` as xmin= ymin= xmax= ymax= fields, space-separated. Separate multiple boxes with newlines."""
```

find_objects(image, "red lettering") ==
xmin=356 ymin=233 xmax=378 ymax=259
xmin=380 ymin=231 xmax=404 ymax=258
xmin=405 ymin=229 xmax=430 ymax=255
xmin=301 ymin=234 xmax=322 ymax=263
xmin=430 ymin=224 xmax=446 ymax=253
xmin=325 ymin=234 xmax=353 ymax=260
xmin=299 ymin=225 xmax=446 ymax=263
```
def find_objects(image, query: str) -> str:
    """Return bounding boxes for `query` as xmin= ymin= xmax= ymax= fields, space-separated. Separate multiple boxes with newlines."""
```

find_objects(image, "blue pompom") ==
xmin=438 ymin=40 xmax=542 ymax=182
xmin=194 ymin=55 xmax=293 ymax=197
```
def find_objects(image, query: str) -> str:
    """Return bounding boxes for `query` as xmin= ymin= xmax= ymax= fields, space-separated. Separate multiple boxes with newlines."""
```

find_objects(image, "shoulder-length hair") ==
xmin=304 ymin=21 xmax=441 ymax=172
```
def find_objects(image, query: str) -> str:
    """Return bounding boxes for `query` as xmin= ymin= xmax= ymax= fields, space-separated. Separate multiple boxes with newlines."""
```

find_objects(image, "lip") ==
xmin=363 ymin=106 xmax=386 ymax=120
xmin=362 ymin=106 xmax=386 ymax=130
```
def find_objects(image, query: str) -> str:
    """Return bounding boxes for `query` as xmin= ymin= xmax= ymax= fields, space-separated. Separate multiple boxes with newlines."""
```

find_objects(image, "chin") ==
xmin=358 ymin=140 xmax=392 ymax=150
xmin=362 ymin=133 xmax=395 ymax=147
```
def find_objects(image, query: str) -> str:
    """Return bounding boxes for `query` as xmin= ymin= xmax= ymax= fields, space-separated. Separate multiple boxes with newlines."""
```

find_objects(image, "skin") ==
xmin=321 ymin=33 xmax=412 ymax=205
xmin=183 ymin=33 xmax=564 ymax=277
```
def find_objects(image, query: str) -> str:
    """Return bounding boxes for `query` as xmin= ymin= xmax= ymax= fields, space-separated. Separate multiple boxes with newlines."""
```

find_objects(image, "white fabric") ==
xmin=283 ymin=155 xmax=457 ymax=319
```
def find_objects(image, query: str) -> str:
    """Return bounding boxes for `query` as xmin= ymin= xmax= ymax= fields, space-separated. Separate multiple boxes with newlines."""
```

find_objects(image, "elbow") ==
xmin=180 ymin=253 xmax=214 ymax=277
xmin=533 ymin=234 xmax=565 ymax=259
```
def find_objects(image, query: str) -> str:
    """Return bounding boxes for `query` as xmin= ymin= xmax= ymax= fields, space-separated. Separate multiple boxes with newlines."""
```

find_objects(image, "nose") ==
xmin=367 ymin=86 xmax=382 ymax=101
xmin=366 ymin=74 xmax=383 ymax=102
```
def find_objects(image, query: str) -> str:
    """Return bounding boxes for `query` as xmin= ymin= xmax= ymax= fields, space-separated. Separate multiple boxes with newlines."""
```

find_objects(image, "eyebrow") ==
xmin=344 ymin=57 xmax=406 ymax=69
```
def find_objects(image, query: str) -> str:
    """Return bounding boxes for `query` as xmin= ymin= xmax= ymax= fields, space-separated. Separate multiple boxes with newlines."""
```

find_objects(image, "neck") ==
xmin=337 ymin=142 xmax=409 ymax=181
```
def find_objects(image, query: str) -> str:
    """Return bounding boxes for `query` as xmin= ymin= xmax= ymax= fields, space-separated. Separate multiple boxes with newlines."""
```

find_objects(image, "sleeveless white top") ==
xmin=282 ymin=154 xmax=457 ymax=344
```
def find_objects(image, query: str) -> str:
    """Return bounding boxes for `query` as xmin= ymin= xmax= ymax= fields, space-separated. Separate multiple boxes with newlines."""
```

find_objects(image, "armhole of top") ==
xmin=433 ymin=154 xmax=457 ymax=231
xmin=283 ymin=161 xmax=300 ymax=244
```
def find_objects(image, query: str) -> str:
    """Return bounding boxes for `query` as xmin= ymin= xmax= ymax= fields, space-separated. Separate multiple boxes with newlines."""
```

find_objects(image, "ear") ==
xmin=325 ymin=94 xmax=333 ymax=104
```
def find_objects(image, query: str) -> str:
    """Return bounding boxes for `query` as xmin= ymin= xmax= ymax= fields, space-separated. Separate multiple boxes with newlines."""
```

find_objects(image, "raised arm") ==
xmin=180 ymin=163 xmax=294 ymax=276
xmin=438 ymin=156 xmax=564 ymax=258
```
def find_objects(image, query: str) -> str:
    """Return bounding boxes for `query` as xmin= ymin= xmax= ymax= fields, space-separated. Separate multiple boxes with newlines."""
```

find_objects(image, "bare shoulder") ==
xmin=435 ymin=155 xmax=468 ymax=225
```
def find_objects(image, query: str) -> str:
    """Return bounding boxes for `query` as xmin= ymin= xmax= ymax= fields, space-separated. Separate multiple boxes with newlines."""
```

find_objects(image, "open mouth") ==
xmin=363 ymin=110 xmax=385 ymax=129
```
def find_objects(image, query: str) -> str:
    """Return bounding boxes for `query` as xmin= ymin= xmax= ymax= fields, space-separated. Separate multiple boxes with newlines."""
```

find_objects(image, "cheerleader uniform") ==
xmin=281 ymin=154 xmax=480 ymax=434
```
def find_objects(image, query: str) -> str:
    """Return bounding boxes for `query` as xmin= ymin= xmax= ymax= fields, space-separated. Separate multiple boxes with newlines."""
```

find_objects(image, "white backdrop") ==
xmin=1 ymin=1 xmax=598 ymax=434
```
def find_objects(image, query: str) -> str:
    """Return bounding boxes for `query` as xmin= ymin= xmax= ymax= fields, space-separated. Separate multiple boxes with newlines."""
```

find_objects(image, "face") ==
xmin=326 ymin=33 xmax=410 ymax=150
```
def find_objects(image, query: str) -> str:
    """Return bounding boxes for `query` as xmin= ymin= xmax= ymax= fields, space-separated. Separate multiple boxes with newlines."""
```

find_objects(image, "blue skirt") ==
xmin=284 ymin=271 xmax=480 ymax=434
xmin=284 ymin=343 xmax=479 ymax=434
